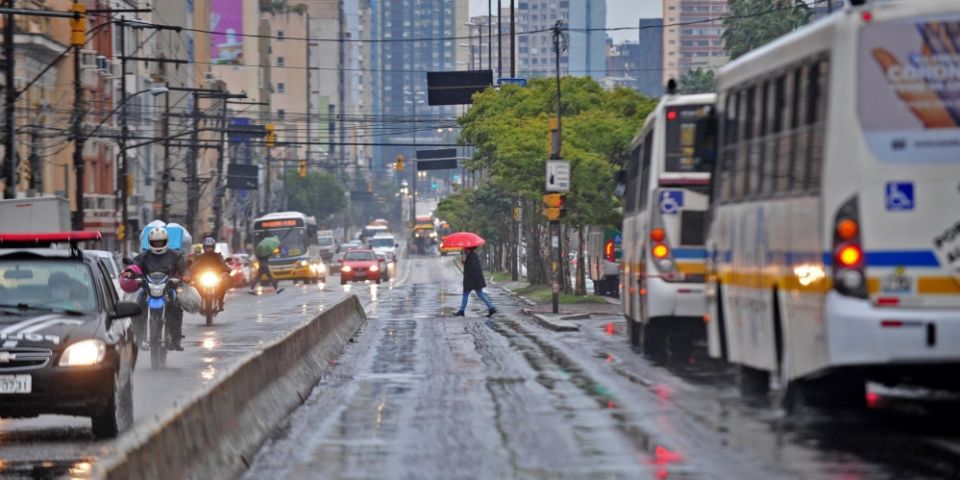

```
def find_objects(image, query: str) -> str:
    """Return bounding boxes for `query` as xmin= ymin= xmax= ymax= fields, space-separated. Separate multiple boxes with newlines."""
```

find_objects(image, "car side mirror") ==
xmin=122 ymin=257 xmax=133 ymax=266
xmin=113 ymin=301 xmax=141 ymax=320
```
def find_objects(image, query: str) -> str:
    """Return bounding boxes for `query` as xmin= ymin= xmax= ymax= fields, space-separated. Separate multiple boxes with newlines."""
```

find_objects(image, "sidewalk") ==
xmin=492 ymin=278 xmax=622 ymax=332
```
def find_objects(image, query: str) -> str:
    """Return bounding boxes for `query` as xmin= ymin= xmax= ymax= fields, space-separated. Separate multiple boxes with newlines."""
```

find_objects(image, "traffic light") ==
xmin=265 ymin=123 xmax=276 ymax=148
xmin=298 ymin=159 xmax=307 ymax=177
xmin=395 ymin=154 xmax=405 ymax=171
xmin=542 ymin=193 xmax=566 ymax=221
xmin=70 ymin=3 xmax=87 ymax=46
xmin=116 ymin=223 xmax=126 ymax=241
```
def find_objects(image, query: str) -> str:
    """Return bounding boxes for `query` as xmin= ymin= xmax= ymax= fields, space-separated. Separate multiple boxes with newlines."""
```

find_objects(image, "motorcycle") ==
xmin=139 ymin=272 xmax=179 ymax=369
xmin=196 ymin=270 xmax=225 ymax=326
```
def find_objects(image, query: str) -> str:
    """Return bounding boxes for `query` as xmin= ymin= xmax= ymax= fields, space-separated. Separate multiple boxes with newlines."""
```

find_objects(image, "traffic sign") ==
xmin=497 ymin=77 xmax=528 ymax=87
xmin=545 ymin=160 xmax=570 ymax=192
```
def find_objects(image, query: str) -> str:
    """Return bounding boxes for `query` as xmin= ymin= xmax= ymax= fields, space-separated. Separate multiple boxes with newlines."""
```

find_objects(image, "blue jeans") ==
xmin=460 ymin=289 xmax=494 ymax=311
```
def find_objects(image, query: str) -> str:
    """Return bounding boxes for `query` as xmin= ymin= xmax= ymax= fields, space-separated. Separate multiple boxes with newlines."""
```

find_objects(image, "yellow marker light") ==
xmin=59 ymin=339 xmax=106 ymax=367
xmin=837 ymin=244 xmax=862 ymax=267
xmin=652 ymin=243 xmax=670 ymax=259
xmin=199 ymin=271 xmax=220 ymax=288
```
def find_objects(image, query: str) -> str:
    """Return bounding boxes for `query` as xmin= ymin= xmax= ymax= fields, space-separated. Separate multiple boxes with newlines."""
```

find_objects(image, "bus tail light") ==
xmin=652 ymin=243 xmax=670 ymax=259
xmin=832 ymin=196 xmax=867 ymax=299
xmin=650 ymin=228 xmax=666 ymax=242
xmin=605 ymin=240 xmax=615 ymax=263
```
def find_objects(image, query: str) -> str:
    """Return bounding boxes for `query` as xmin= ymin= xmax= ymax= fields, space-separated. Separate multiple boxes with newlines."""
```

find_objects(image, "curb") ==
xmin=523 ymin=309 xmax=580 ymax=332
xmin=97 ymin=296 xmax=367 ymax=480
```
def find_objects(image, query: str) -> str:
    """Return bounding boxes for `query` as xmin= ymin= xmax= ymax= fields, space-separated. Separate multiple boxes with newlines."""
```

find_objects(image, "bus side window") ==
xmin=734 ymin=86 xmax=754 ymax=201
xmin=806 ymin=57 xmax=829 ymax=194
xmin=775 ymin=73 xmax=792 ymax=194
xmin=762 ymin=76 xmax=781 ymax=196
xmin=624 ymin=142 xmax=640 ymax=213
xmin=791 ymin=64 xmax=810 ymax=193
xmin=748 ymin=81 xmax=767 ymax=197
xmin=638 ymin=130 xmax=653 ymax=210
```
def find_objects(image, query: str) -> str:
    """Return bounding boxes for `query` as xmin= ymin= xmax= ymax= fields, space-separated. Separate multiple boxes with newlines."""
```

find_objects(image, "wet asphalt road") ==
xmin=247 ymin=255 xmax=960 ymax=480
xmin=0 ymin=265 xmax=393 ymax=479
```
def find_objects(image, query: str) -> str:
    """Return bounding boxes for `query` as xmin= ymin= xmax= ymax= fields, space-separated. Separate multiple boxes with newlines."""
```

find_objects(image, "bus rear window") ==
xmin=665 ymin=104 xmax=714 ymax=173
xmin=680 ymin=210 xmax=707 ymax=246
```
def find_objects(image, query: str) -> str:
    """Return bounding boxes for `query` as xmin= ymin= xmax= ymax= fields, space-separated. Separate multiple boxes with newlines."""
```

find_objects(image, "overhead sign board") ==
xmin=226 ymin=163 xmax=258 ymax=190
xmin=545 ymin=160 xmax=570 ymax=192
xmin=416 ymin=148 xmax=457 ymax=160
xmin=427 ymin=70 xmax=493 ymax=105
xmin=417 ymin=159 xmax=459 ymax=171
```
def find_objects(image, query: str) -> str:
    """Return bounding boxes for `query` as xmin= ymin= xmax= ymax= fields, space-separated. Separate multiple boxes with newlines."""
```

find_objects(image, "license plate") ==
xmin=0 ymin=375 xmax=31 ymax=394
xmin=356 ymin=271 xmax=366 ymax=277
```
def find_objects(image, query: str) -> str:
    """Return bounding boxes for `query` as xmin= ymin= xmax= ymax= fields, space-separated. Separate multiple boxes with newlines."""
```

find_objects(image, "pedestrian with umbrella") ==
xmin=250 ymin=235 xmax=284 ymax=294
xmin=445 ymin=232 xmax=496 ymax=318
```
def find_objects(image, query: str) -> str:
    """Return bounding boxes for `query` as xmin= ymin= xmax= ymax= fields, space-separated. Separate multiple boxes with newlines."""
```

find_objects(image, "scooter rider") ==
xmin=129 ymin=226 xmax=189 ymax=351
xmin=191 ymin=236 xmax=231 ymax=311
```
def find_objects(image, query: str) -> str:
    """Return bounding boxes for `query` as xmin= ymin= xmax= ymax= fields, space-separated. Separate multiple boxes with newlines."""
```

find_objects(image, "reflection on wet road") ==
xmin=0 ymin=273 xmax=388 ymax=478
xmin=248 ymin=256 xmax=960 ymax=480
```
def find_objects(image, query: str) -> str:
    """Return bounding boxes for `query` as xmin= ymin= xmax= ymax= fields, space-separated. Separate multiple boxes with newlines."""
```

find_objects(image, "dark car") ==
xmin=0 ymin=232 xmax=139 ymax=438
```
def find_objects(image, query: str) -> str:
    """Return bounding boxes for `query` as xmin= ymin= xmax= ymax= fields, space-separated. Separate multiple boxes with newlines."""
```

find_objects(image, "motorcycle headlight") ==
xmin=199 ymin=271 xmax=220 ymax=288
xmin=59 ymin=339 xmax=106 ymax=367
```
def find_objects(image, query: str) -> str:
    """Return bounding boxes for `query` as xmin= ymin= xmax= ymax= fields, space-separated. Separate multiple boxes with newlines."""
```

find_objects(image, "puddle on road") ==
xmin=0 ymin=458 xmax=95 ymax=479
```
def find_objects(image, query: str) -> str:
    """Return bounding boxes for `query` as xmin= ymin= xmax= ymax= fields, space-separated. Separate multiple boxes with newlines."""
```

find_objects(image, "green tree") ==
xmin=677 ymin=68 xmax=716 ymax=94
xmin=282 ymin=170 xmax=347 ymax=222
xmin=723 ymin=0 xmax=811 ymax=60
xmin=458 ymin=77 xmax=656 ymax=288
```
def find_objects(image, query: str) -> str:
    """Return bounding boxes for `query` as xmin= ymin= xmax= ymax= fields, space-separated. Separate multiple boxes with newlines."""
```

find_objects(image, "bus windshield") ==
xmin=665 ymin=104 xmax=714 ymax=173
xmin=256 ymin=228 xmax=306 ymax=257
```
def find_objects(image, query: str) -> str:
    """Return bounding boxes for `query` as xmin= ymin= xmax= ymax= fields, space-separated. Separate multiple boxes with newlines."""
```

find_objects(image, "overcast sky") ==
xmin=469 ymin=0 xmax=662 ymax=44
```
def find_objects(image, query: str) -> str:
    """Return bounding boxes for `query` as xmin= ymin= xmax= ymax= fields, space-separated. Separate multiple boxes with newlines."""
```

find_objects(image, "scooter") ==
xmin=196 ymin=270 xmax=226 ymax=326
xmin=140 ymin=272 xmax=179 ymax=369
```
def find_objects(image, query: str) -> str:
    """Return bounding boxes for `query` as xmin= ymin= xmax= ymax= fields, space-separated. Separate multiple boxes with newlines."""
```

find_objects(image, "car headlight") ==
xmin=318 ymin=264 xmax=326 ymax=272
xmin=199 ymin=271 xmax=220 ymax=288
xmin=299 ymin=260 xmax=309 ymax=267
xmin=370 ymin=265 xmax=379 ymax=272
xmin=341 ymin=265 xmax=352 ymax=272
xmin=59 ymin=339 xmax=106 ymax=367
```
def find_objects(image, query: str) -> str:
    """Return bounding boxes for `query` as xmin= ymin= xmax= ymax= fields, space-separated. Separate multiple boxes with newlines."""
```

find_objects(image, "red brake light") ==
xmin=836 ymin=244 xmax=862 ymax=267
xmin=862 ymin=11 xmax=873 ymax=22
xmin=836 ymin=219 xmax=858 ymax=241
xmin=650 ymin=228 xmax=665 ymax=242
xmin=666 ymin=110 xmax=677 ymax=121
xmin=0 ymin=231 xmax=102 ymax=247
xmin=604 ymin=240 xmax=615 ymax=262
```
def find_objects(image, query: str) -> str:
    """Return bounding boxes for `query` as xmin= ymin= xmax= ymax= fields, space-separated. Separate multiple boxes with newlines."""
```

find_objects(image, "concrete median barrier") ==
xmin=97 ymin=295 xmax=367 ymax=480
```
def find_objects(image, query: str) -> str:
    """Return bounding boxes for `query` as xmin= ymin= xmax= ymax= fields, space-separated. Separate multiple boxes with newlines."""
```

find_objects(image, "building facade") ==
xmin=662 ymin=0 xmax=729 ymax=85
xmin=516 ymin=0 xmax=605 ymax=79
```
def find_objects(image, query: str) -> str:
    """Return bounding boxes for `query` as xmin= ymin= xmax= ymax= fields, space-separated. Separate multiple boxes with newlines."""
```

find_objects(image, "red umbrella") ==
xmin=441 ymin=232 xmax=485 ymax=249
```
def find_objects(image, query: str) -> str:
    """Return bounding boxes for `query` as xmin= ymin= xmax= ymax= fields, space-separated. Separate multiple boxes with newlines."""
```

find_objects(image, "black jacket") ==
xmin=462 ymin=249 xmax=486 ymax=291
xmin=192 ymin=251 xmax=230 ymax=274
xmin=134 ymin=250 xmax=188 ymax=277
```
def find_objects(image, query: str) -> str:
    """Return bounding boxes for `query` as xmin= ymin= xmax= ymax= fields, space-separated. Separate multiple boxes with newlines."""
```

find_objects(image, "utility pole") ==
xmin=117 ymin=20 xmax=129 ymax=253
xmin=305 ymin=13 xmax=311 ymax=168
xmin=3 ymin=0 xmax=17 ymax=199
xmin=71 ymin=2 xmax=86 ymax=230
xmin=212 ymin=96 xmax=229 ymax=237
xmin=509 ymin=0 xmax=515 ymax=77
xmin=487 ymin=0 xmax=492 ymax=70
xmin=497 ymin=0 xmax=502 ymax=78
xmin=550 ymin=20 xmax=567 ymax=314
xmin=185 ymin=90 xmax=200 ymax=234
xmin=160 ymin=90 xmax=170 ymax=220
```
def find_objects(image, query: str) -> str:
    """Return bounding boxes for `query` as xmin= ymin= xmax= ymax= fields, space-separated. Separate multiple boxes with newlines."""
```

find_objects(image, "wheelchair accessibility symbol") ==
xmin=659 ymin=190 xmax=684 ymax=215
xmin=885 ymin=182 xmax=914 ymax=211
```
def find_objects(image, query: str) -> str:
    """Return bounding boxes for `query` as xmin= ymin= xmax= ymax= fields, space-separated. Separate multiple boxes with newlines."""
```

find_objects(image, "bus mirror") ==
xmin=694 ymin=110 xmax=718 ymax=169
xmin=613 ymin=170 xmax=627 ymax=198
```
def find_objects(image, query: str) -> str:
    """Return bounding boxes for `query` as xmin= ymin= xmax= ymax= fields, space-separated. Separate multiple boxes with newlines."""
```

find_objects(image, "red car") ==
xmin=339 ymin=249 xmax=382 ymax=285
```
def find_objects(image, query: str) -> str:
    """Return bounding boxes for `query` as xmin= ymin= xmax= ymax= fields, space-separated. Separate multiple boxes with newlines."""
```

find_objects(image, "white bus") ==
xmin=621 ymin=93 xmax=717 ymax=355
xmin=704 ymin=0 xmax=960 ymax=408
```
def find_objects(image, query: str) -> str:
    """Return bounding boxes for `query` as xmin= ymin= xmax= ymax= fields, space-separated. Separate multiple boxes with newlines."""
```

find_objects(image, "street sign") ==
xmin=416 ymin=148 xmax=457 ymax=160
xmin=496 ymin=77 xmax=528 ymax=87
xmin=417 ymin=159 xmax=459 ymax=171
xmin=350 ymin=191 xmax=374 ymax=201
xmin=545 ymin=160 xmax=570 ymax=192
xmin=226 ymin=164 xmax=259 ymax=190
xmin=427 ymin=70 xmax=493 ymax=105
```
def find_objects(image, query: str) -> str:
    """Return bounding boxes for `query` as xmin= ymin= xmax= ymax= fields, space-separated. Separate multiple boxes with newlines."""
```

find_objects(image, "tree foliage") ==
xmin=454 ymin=77 xmax=656 ymax=285
xmin=723 ymin=0 xmax=811 ymax=60
xmin=282 ymin=170 xmax=347 ymax=222
xmin=677 ymin=68 xmax=716 ymax=94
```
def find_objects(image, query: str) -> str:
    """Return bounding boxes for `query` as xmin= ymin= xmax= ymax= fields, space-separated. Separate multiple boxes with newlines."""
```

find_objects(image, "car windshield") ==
xmin=344 ymin=251 xmax=376 ymax=262
xmin=0 ymin=259 xmax=97 ymax=313
xmin=369 ymin=238 xmax=395 ymax=248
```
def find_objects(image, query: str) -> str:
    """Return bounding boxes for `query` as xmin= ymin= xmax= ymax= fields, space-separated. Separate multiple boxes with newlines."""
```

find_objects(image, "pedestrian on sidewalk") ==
xmin=455 ymin=246 xmax=496 ymax=317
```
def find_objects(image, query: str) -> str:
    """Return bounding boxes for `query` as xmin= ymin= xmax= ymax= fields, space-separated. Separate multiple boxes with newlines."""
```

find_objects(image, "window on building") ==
xmin=277 ymin=83 xmax=285 ymax=93
xmin=277 ymin=31 xmax=284 ymax=41
xmin=277 ymin=57 xmax=284 ymax=66
xmin=278 ymin=109 xmax=285 ymax=119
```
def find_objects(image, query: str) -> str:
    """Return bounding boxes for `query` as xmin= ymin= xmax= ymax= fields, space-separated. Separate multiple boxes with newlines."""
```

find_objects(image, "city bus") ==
xmin=252 ymin=211 xmax=326 ymax=283
xmin=621 ymin=93 xmax=717 ymax=355
xmin=703 ymin=0 xmax=960 ymax=408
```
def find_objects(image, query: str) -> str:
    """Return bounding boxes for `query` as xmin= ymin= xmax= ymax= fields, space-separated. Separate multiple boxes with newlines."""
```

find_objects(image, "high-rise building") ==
xmin=603 ymin=40 xmax=641 ymax=91
xmin=516 ymin=0 xmax=606 ymax=78
xmin=637 ymin=18 xmax=663 ymax=97
xmin=662 ymin=0 xmax=729 ymax=85
xmin=466 ymin=11 xmax=515 ymax=78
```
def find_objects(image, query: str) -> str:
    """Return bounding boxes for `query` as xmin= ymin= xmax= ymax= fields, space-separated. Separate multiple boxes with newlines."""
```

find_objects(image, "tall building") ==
xmin=466 ymin=10 xmax=516 ymax=78
xmin=637 ymin=18 xmax=663 ymax=97
xmin=516 ymin=0 xmax=606 ymax=78
xmin=603 ymin=40 xmax=641 ymax=91
xmin=662 ymin=0 xmax=729 ymax=85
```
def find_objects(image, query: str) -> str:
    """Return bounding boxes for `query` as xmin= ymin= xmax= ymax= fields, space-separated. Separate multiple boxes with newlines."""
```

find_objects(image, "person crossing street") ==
xmin=250 ymin=235 xmax=284 ymax=294
xmin=454 ymin=246 xmax=496 ymax=318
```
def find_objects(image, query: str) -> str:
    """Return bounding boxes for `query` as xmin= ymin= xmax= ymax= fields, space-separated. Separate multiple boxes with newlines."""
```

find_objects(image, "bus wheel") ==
xmin=739 ymin=365 xmax=770 ymax=399
xmin=784 ymin=375 xmax=866 ymax=412
xmin=641 ymin=319 xmax=667 ymax=358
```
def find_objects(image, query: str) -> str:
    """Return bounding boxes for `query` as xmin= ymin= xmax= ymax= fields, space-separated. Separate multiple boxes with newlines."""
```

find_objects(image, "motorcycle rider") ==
xmin=191 ymin=236 xmax=231 ymax=311
xmin=127 ymin=226 xmax=189 ymax=351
